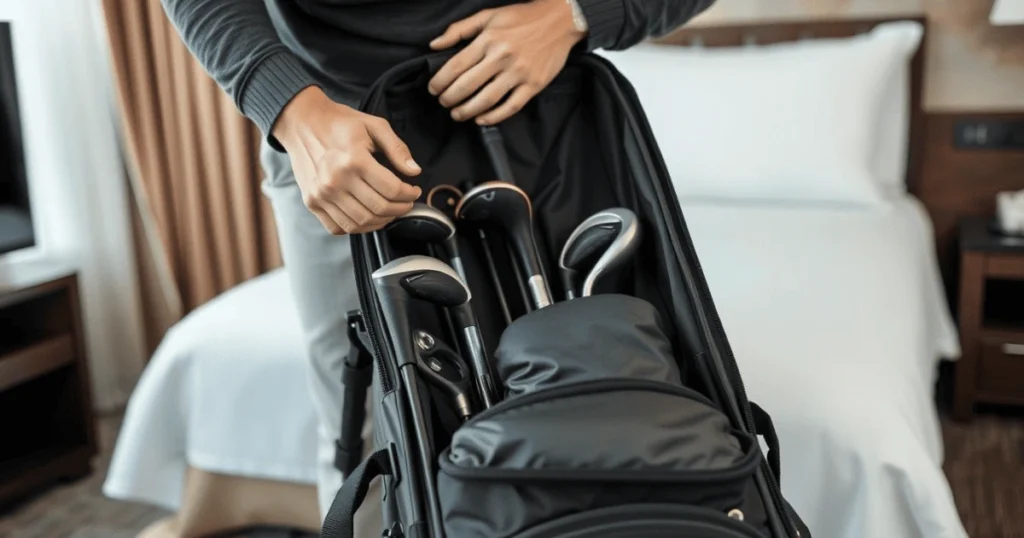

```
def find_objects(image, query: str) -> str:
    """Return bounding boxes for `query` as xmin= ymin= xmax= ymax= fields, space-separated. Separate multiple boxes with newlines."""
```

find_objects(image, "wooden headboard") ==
xmin=653 ymin=17 xmax=929 ymax=193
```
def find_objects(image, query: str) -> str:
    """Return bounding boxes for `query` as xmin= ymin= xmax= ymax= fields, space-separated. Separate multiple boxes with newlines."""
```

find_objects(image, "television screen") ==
xmin=0 ymin=21 xmax=34 ymax=255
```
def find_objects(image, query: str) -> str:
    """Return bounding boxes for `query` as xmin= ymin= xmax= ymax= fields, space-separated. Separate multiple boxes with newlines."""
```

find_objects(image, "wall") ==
xmin=691 ymin=0 xmax=1024 ymax=111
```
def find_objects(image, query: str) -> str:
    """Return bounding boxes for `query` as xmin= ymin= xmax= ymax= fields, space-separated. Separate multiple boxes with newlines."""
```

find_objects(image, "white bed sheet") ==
xmin=105 ymin=196 xmax=966 ymax=538
xmin=680 ymin=195 xmax=964 ymax=538
xmin=103 ymin=269 xmax=319 ymax=511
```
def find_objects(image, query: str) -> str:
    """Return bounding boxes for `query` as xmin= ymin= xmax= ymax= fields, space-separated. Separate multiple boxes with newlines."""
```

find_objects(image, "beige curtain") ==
xmin=100 ymin=0 xmax=282 ymax=349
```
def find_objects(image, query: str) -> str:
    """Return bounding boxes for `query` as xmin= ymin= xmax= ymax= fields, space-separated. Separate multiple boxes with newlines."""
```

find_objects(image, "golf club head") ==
xmin=558 ymin=224 xmax=618 ymax=299
xmin=413 ymin=329 xmax=474 ymax=420
xmin=426 ymin=184 xmax=463 ymax=221
xmin=455 ymin=181 xmax=552 ymax=309
xmin=559 ymin=208 xmax=641 ymax=298
xmin=385 ymin=203 xmax=465 ymax=280
xmin=372 ymin=255 xmax=472 ymax=364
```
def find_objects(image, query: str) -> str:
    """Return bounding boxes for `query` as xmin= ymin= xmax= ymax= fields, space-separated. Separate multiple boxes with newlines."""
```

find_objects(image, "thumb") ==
xmin=430 ymin=10 xmax=491 ymax=50
xmin=366 ymin=118 xmax=421 ymax=177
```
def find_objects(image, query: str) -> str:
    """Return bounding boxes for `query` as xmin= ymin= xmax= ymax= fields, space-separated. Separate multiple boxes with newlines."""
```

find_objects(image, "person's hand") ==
xmin=273 ymin=86 xmax=423 ymax=235
xmin=428 ymin=0 xmax=586 ymax=126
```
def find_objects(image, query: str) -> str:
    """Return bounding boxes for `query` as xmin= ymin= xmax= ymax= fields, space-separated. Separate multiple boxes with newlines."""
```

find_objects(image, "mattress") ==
xmin=105 ymin=195 xmax=965 ymax=538
xmin=680 ymin=195 xmax=964 ymax=538
xmin=103 ymin=270 xmax=320 ymax=512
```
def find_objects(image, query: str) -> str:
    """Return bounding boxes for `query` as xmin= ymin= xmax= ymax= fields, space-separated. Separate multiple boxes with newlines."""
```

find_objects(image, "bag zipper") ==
xmin=471 ymin=377 xmax=718 ymax=422
xmin=351 ymin=234 xmax=394 ymax=392
xmin=578 ymin=55 xmax=798 ymax=537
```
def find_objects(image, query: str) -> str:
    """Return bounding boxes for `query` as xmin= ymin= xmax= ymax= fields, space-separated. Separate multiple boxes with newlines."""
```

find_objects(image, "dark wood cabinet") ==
xmin=0 ymin=260 xmax=97 ymax=506
xmin=954 ymin=218 xmax=1024 ymax=420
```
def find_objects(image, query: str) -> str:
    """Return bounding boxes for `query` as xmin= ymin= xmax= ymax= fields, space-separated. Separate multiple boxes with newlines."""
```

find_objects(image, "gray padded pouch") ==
xmin=494 ymin=294 xmax=681 ymax=397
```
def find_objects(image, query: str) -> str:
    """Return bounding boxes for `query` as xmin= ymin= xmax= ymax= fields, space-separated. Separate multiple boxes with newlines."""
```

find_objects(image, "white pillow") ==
xmin=599 ymin=21 xmax=923 ymax=207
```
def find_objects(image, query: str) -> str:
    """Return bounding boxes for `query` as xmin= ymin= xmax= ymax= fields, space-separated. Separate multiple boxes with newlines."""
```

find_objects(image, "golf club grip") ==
xmin=479 ymin=125 xmax=516 ymax=184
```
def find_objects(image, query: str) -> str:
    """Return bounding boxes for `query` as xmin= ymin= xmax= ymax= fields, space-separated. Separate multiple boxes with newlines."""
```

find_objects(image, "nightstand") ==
xmin=953 ymin=217 xmax=1024 ymax=421
xmin=0 ymin=261 xmax=97 ymax=505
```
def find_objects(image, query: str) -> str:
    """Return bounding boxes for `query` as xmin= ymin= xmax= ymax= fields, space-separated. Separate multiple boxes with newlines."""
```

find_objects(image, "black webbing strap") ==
xmin=335 ymin=312 xmax=374 ymax=477
xmin=321 ymin=448 xmax=392 ymax=538
xmin=750 ymin=401 xmax=782 ymax=484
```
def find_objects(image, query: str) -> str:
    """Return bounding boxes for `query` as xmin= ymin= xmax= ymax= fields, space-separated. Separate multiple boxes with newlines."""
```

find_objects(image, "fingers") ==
xmin=365 ymin=118 xmax=421 ymax=177
xmin=428 ymin=41 xmax=486 ymax=98
xmin=451 ymin=72 xmax=518 ymax=121
xmin=440 ymin=55 xmax=504 ymax=116
xmin=476 ymin=85 xmax=536 ymax=126
xmin=430 ymin=10 xmax=491 ymax=50
xmin=360 ymin=157 xmax=422 ymax=204
xmin=350 ymin=178 xmax=416 ymax=219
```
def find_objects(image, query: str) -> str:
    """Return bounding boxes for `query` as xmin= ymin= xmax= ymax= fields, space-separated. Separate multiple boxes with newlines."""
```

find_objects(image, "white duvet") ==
xmin=681 ymin=195 xmax=964 ymax=538
xmin=105 ymin=195 xmax=965 ymax=537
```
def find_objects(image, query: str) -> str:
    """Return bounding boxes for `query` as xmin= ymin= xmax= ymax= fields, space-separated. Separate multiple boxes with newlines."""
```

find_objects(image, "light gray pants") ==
xmin=260 ymin=141 xmax=380 ymax=534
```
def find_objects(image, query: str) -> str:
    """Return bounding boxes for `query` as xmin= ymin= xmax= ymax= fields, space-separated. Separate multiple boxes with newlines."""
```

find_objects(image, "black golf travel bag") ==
xmin=322 ymin=50 xmax=812 ymax=538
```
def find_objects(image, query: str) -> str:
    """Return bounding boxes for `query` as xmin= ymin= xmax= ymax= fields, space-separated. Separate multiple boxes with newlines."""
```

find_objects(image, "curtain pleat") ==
xmin=100 ymin=0 xmax=282 ymax=345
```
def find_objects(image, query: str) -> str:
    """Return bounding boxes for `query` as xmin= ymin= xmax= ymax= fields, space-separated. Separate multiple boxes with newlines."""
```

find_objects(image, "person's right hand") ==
xmin=273 ymin=86 xmax=423 ymax=235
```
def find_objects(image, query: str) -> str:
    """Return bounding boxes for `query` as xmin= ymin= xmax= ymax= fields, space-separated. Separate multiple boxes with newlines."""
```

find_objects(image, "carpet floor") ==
xmin=0 ymin=403 xmax=1021 ymax=537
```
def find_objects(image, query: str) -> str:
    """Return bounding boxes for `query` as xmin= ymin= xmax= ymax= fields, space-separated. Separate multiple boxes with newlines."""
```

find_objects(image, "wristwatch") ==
xmin=566 ymin=0 xmax=589 ymax=33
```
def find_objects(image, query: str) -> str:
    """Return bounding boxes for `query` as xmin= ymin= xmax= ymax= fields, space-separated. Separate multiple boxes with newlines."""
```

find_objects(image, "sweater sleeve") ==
xmin=576 ymin=0 xmax=716 ymax=51
xmin=160 ymin=0 xmax=318 ymax=145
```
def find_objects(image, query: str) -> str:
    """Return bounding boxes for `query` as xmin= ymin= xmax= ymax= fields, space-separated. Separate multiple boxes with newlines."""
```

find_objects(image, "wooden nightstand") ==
xmin=954 ymin=217 xmax=1024 ymax=421
xmin=0 ymin=260 xmax=97 ymax=506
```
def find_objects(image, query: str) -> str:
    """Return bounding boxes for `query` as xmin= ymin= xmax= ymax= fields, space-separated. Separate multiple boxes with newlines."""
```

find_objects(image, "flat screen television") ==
xmin=0 ymin=21 xmax=34 ymax=256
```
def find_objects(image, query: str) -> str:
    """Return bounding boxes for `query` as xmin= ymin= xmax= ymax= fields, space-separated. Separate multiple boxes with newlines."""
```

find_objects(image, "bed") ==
xmin=105 ymin=16 xmax=967 ymax=538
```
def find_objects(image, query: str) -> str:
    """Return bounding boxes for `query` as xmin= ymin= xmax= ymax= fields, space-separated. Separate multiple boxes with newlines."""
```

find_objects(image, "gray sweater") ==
xmin=160 ymin=0 xmax=714 ymax=143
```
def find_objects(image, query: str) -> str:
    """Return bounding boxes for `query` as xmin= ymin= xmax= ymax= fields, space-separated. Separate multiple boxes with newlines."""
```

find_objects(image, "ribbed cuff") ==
xmin=238 ymin=51 xmax=319 ymax=151
xmin=576 ymin=0 xmax=625 ymax=51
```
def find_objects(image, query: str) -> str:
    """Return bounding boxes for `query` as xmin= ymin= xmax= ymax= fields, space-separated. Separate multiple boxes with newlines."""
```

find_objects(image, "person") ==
xmin=161 ymin=0 xmax=715 ymax=528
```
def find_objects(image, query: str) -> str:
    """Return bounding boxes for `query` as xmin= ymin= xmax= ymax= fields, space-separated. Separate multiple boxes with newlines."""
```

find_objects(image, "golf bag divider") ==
xmin=436 ymin=378 xmax=766 ymax=537
xmin=332 ymin=49 xmax=812 ymax=538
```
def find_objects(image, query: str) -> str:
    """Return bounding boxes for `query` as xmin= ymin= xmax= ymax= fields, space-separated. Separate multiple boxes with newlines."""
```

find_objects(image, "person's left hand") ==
xmin=428 ymin=0 xmax=586 ymax=126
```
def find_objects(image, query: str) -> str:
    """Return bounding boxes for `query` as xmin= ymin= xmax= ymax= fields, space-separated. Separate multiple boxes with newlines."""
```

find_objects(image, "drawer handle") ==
xmin=1003 ymin=343 xmax=1024 ymax=356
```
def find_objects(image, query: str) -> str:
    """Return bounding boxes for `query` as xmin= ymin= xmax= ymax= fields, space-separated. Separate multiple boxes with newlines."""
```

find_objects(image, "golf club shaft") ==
xmin=505 ymin=240 xmax=533 ymax=314
xmin=427 ymin=244 xmax=463 ymax=356
xmin=451 ymin=305 xmax=498 ymax=408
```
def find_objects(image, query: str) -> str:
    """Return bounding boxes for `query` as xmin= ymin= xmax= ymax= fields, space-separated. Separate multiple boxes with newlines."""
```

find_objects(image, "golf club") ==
xmin=412 ymin=329 xmax=474 ymax=421
xmin=370 ymin=259 xmax=443 ymax=538
xmin=385 ymin=202 xmax=466 ymax=281
xmin=429 ymin=184 xmax=513 ymax=325
xmin=456 ymin=182 xmax=553 ymax=310
xmin=373 ymin=255 xmax=499 ymax=408
xmin=559 ymin=208 xmax=642 ymax=299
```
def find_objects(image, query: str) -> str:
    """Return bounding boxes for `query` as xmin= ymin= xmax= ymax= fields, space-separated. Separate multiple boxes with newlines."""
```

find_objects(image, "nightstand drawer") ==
xmin=986 ymin=255 xmax=1024 ymax=278
xmin=977 ymin=337 xmax=1024 ymax=395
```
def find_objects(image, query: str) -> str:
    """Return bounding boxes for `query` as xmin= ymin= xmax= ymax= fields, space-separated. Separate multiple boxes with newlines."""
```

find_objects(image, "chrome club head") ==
xmin=558 ymin=208 xmax=641 ymax=299
xmin=385 ymin=203 xmax=466 ymax=281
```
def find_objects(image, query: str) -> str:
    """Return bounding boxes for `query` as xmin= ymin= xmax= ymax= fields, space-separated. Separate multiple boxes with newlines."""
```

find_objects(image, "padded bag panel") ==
xmin=437 ymin=380 xmax=763 ymax=537
xmin=495 ymin=295 xmax=681 ymax=396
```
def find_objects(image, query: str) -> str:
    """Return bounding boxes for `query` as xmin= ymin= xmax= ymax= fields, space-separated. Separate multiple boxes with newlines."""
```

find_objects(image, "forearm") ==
xmin=160 ymin=0 xmax=318 ymax=143
xmin=577 ymin=0 xmax=715 ymax=51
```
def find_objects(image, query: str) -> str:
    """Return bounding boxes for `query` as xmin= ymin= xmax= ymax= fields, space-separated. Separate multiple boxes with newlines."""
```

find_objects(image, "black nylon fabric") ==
xmin=345 ymin=51 xmax=811 ymax=538
xmin=495 ymin=294 xmax=680 ymax=397
xmin=436 ymin=382 xmax=762 ymax=537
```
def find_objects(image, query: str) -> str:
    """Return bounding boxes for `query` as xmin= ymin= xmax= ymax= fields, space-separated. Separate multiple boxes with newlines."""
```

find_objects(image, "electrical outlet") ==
xmin=954 ymin=120 xmax=1024 ymax=150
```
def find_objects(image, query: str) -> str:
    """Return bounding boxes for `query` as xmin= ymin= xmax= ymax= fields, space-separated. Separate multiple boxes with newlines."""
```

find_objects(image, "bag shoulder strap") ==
xmin=750 ymin=401 xmax=782 ymax=484
xmin=321 ymin=448 xmax=392 ymax=538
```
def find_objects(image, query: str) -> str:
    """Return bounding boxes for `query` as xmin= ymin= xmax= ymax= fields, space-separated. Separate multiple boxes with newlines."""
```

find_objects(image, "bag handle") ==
xmin=750 ymin=401 xmax=782 ymax=484
xmin=321 ymin=448 xmax=393 ymax=538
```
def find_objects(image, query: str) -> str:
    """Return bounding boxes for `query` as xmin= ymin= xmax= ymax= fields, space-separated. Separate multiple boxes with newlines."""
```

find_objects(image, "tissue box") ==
xmin=996 ymin=189 xmax=1024 ymax=236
